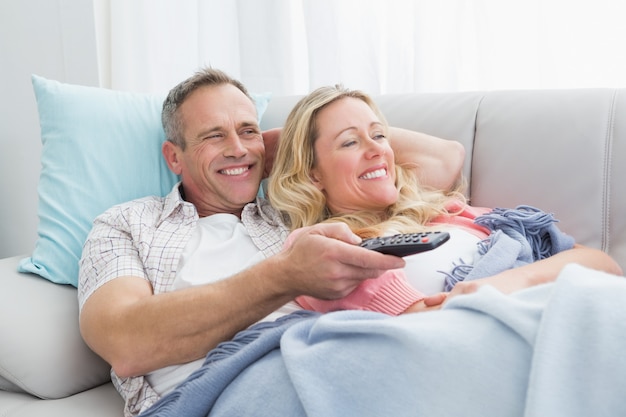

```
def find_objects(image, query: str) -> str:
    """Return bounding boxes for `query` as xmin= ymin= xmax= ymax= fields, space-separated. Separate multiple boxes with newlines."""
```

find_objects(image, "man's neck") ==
xmin=179 ymin=183 xmax=250 ymax=219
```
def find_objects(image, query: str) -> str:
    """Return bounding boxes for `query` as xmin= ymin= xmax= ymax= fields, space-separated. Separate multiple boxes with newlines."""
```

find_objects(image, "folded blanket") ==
xmin=141 ymin=264 xmax=626 ymax=417
xmin=443 ymin=205 xmax=575 ymax=290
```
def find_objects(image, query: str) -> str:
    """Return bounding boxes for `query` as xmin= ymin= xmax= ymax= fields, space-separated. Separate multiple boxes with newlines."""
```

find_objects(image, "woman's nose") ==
xmin=364 ymin=138 xmax=386 ymax=158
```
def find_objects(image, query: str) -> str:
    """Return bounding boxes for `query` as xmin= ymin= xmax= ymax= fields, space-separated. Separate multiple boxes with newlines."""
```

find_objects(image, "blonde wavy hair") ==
xmin=268 ymin=85 xmax=466 ymax=239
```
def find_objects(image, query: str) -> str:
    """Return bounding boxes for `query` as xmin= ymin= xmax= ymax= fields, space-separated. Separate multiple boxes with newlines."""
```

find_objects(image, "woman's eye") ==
xmin=341 ymin=140 xmax=357 ymax=148
xmin=373 ymin=134 xmax=387 ymax=141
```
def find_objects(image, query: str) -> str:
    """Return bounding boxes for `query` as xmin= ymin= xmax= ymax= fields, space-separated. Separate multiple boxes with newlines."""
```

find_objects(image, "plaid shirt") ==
xmin=78 ymin=183 xmax=289 ymax=416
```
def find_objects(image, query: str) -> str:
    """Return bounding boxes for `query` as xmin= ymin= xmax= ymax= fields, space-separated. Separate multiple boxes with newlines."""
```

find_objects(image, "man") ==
xmin=78 ymin=68 xmax=464 ymax=416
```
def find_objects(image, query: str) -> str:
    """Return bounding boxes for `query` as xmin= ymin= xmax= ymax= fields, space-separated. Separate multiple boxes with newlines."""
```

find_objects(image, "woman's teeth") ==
xmin=360 ymin=168 xmax=386 ymax=180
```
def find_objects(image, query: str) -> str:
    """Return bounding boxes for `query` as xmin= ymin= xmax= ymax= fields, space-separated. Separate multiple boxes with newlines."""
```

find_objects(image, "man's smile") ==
xmin=219 ymin=165 xmax=252 ymax=176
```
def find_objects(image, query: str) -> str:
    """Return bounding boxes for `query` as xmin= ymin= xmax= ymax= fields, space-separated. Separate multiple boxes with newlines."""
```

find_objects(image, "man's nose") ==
xmin=224 ymin=134 xmax=247 ymax=158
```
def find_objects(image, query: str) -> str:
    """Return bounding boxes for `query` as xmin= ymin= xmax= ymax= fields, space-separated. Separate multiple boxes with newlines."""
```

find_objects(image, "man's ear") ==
xmin=162 ymin=141 xmax=183 ymax=175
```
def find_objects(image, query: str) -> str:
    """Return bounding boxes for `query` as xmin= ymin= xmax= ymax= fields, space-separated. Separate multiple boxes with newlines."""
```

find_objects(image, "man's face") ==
xmin=174 ymin=84 xmax=265 ymax=217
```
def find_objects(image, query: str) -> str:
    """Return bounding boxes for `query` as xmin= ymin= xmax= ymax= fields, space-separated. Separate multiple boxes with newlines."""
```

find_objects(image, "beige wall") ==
xmin=0 ymin=0 xmax=99 ymax=257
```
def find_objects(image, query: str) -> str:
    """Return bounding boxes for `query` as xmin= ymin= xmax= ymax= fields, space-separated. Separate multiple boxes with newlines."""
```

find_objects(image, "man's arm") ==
xmin=263 ymin=127 xmax=465 ymax=191
xmin=262 ymin=127 xmax=281 ymax=178
xmin=79 ymin=222 xmax=405 ymax=378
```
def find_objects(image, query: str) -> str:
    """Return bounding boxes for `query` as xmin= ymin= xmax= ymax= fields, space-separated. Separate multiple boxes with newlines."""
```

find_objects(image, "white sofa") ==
xmin=2 ymin=88 xmax=625 ymax=416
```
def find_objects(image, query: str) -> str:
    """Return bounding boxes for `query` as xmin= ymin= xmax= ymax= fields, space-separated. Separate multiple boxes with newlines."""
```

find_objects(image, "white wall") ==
xmin=0 ymin=0 xmax=99 ymax=258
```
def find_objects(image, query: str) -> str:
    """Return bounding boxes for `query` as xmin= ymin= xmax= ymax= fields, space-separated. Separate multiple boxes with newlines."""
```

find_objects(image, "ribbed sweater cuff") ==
xmin=366 ymin=278 xmax=425 ymax=316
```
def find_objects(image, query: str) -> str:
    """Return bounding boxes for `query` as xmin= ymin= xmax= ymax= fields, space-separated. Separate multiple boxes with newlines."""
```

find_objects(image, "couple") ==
xmin=78 ymin=68 xmax=621 ymax=416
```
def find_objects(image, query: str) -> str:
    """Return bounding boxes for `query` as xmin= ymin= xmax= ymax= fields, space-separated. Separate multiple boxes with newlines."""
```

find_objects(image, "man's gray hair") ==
xmin=161 ymin=67 xmax=253 ymax=149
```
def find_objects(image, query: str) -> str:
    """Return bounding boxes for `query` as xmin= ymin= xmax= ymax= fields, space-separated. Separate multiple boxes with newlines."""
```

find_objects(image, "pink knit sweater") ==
xmin=292 ymin=202 xmax=491 ymax=315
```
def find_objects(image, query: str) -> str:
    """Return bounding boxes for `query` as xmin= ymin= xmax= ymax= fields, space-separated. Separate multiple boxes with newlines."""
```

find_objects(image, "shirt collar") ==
xmin=158 ymin=181 xmax=197 ymax=224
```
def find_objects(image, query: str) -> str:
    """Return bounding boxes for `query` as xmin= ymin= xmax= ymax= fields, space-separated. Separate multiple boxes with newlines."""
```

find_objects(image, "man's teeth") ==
xmin=221 ymin=167 xmax=248 ymax=176
xmin=360 ymin=168 xmax=386 ymax=180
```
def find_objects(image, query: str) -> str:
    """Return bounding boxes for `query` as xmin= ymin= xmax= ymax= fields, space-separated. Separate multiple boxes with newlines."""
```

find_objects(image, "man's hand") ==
xmin=262 ymin=128 xmax=281 ymax=178
xmin=276 ymin=223 xmax=406 ymax=300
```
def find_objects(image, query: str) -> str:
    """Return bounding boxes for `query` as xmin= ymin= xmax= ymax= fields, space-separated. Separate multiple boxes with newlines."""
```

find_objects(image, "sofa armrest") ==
xmin=0 ymin=256 xmax=111 ymax=399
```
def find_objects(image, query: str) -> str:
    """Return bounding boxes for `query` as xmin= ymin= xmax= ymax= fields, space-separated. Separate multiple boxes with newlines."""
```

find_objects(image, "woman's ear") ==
xmin=309 ymin=168 xmax=325 ymax=191
xmin=162 ymin=141 xmax=183 ymax=175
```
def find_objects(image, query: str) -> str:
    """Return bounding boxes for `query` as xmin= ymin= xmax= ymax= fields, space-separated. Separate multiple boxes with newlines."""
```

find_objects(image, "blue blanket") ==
xmin=140 ymin=264 xmax=626 ymax=417
xmin=443 ymin=205 xmax=575 ymax=290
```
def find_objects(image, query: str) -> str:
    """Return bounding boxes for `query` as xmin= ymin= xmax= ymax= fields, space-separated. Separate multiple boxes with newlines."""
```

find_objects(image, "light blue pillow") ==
xmin=19 ymin=75 xmax=271 ymax=287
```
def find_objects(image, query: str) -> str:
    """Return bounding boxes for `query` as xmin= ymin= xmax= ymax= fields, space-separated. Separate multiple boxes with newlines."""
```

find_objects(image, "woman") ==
xmin=268 ymin=85 xmax=622 ymax=314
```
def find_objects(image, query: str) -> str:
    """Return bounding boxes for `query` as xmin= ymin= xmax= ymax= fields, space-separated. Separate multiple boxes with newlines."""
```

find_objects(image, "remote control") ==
xmin=359 ymin=231 xmax=450 ymax=257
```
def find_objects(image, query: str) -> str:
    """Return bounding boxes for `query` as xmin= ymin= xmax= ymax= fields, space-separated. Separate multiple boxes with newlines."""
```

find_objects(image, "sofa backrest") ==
xmin=261 ymin=89 xmax=626 ymax=272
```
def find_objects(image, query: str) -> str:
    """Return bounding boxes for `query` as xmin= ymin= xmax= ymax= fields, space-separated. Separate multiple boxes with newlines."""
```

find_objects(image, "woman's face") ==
xmin=310 ymin=97 xmax=398 ymax=214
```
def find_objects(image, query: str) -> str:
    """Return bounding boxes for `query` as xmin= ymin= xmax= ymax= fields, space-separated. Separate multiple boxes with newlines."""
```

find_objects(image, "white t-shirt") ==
xmin=172 ymin=213 xmax=264 ymax=290
xmin=147 ymin=213 xmax=300 ymax=396
xmin=403 ymin=228 xmax=480 ymax=295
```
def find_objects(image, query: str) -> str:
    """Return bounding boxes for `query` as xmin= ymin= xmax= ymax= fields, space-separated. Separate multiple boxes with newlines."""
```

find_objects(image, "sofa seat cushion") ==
xmin=0 ymin=383 xmax=123 ymax=417
xmin=0 ymin=256 xmax=111 ymax=399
